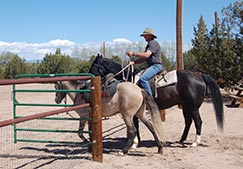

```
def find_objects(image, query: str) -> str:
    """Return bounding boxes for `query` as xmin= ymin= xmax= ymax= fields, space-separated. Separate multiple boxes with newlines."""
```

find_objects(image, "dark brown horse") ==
xmin=89 ymin=54 xmax=224 ymax=147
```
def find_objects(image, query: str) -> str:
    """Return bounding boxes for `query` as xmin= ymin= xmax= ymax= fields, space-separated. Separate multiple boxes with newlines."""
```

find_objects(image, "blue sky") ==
xmin=0 ymin=0 xmax=238 ymax=60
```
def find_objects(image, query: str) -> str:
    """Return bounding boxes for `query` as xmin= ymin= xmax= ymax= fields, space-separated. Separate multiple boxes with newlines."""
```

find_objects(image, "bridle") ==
xmin=56 ymin=81 xmax=82 ymax=105
xmin=55 ymin=81 xmax=67 ymax=104
xmin=55 ymin=81 xmax=80 ymax=118
xmin=94 ymin=61 xmax=134 ymax=82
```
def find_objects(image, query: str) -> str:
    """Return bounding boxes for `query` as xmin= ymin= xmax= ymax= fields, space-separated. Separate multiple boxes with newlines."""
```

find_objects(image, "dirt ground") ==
xmin=0 ymin=83 xmax=243 ymax=169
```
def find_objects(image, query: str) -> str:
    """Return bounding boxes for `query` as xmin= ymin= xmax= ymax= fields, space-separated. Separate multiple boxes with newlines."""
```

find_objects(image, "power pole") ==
xmin=176 ymin=0 xmax=183 ymax=70
xmin=103 ymin=42 xmax=106 ymax=57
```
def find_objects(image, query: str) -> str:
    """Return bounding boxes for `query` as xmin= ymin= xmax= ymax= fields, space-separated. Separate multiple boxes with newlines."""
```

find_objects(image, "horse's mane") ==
xmin=63 ymin=80 xmax=86 ymax=89
xmin=103 ymin=58 xmax=122 ymax=72
xmin=89 ymin=54 xmax=145 ymax=82
xmin=89 ymin=54 xmax=125 ymax=80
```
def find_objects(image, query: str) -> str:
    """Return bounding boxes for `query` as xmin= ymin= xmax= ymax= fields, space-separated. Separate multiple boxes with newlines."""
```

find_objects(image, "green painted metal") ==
xmin=14 ymin=89 xmax=91 ymax=92
xmin=16 ymin=128 xmax=91 ymax=134
xmin=15 ymin=103 xmax=74 ymax=107
xmin=16 ymin=115 xmax=91 ymax=121
xmin=16 ymin=72 xmax=95 ymax=78
xmin=13 ymin=84 xmax=17 ymax=144
xmin=16 ymin=139 xmax=92 ymax=146
xmin=13 ymin=73 xmax=93 ymax=144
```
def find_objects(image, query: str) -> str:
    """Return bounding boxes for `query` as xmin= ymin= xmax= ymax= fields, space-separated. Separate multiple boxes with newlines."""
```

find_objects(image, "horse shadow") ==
xmin=102 ymin=137 xmax=160 ymax=157
xmin=2 ymin=144 xmax=91 ymax=169
xmin=18 ymin=142 xmax=91 ymax=163
xmin=102 ymin=137 xmax=209 ymax=155
xmin=17 ymin=136 xmax=209 ymax=160
xmin=18 ymin=138 xmax=156 ymax=158
xmin=165 ymin=141 xmax=208 ymax=148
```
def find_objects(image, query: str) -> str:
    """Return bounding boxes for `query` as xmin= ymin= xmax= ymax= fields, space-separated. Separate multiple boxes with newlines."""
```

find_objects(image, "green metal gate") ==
xmin=12 ymin=73 xmax=94 ymax=145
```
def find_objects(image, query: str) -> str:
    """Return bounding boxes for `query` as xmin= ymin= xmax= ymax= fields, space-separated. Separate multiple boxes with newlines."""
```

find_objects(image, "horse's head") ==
xmin=54 ymin=81 xmax=67 ymax=104
xmin=89 ymin=54 xmax=108 ymax=78
xmin=54 ymin=80 xmax=87 ymax=104
xmin=89 ymin=54 xmax=123 ymax=80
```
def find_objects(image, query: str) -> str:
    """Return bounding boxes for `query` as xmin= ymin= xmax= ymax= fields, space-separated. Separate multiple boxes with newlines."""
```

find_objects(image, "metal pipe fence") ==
xmin=0 ymin=73 xmax=103 ymax=165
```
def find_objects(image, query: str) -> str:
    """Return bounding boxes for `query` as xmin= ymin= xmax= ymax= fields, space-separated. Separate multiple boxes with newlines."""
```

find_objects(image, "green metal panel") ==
xmin=13 ymin=73 xmax=93 ymax=145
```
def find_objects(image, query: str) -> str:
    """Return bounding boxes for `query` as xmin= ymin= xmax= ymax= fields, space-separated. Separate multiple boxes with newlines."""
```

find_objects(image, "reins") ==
xmin=56 ymin=81 xmax=76 ymax=118
xmin=57 ymin=81 xmax=67 ymax=104
xmin=113 ymin=62 xmax=134 ymax=82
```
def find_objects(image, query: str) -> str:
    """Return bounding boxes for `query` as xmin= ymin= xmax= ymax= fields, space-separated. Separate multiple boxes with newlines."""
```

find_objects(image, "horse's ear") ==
xmin=76 ymin=80 xmax=86 ymax=88
xmin=97 ymin=53 xmax=103 ymax=58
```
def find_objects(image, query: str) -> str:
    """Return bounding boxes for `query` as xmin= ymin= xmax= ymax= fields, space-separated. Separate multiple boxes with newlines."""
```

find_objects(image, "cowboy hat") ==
xmin=140 ymin=27 xmax=157 ymax=38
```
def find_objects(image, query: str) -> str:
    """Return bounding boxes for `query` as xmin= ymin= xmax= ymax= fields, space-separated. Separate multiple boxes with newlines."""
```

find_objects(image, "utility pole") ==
xmin=176 ymin=0 xmax=183 ymax=70
xmin=102 ymin=42 xmax=106 ymax=57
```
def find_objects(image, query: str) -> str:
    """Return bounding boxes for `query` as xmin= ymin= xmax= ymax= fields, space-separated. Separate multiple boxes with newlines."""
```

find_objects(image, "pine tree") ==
xmin=4 ymin=55 xmax=28 ymax=79
xmin=37 ymin=48 xmax=78 ymax=74
xmin=221 ymin=0 xmax=243 ymax=87
xmin=191 ymin=15 xmax=209 ymax=72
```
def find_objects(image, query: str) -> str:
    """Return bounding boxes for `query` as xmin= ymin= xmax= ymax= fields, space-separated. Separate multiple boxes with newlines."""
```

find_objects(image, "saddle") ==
xmin=135 ymin=69 xmax=178 ymax=97
xmin=102 ymin=73 xmax=120 ymax=97
xmin=135 ymin=69 xmax=177 ymax=87
xmin=155 ymin=70 xmax=177 ymax=87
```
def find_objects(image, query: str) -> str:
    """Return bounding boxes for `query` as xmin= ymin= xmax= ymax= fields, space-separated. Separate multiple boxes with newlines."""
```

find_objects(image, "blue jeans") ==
xmin=138 ymin=63 xmax=162 ymax=96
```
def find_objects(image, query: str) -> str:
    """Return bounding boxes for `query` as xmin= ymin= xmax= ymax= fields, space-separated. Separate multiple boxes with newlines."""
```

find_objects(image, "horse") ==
xmin=54 ymin=80 xmax=90 ymax=142
xmin=54 ymin=78 xmax=166 ymax=155
xmin=89 ymin=54 xmax=224 ymax=147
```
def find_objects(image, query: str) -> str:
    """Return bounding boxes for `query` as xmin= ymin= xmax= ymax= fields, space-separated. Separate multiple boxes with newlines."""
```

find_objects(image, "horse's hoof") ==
xmin=179 ymin=139 xmax=185 ymax=143
xmin=131 ymin=136 xmax=139 ymax=149
xmin=191 ymin=142 xmax=198 ymax=147
xmin=162 ymin=142 xmax=168 ymax=147
xmin=117 ymin=150 xmax=126 ymax=156
xmin=131 ymin=143 xmax=138 ymax=149
xmin=158 ymin=148 xmax=163 ymax=155
xmin=122 ymin=149 xmax=129 ymax=155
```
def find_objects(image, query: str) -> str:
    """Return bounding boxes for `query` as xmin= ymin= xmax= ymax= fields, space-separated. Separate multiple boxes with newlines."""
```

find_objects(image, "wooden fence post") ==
xmin=160 ymin=109 xmax=166 ymax=122
xmin=90 ymin=76 xmax=103 ymax=162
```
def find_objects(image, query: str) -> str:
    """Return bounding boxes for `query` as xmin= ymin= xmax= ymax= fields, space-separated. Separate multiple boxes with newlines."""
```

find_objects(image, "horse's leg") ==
xmin=180 ymin=109 xmax=192 ymax=143
xmin=87 ymin=120 xmax=92 ymax=152
xmin=78 ymin=119 xmax=88 ymax=142
xmin=77 ymin=108 xmax=90 ymax=142
xmin=138 ymin=115 xmax=163 ymax=154
xmin=122 ymin=115 xmax=137 ymax=154
xmin=191 ymin=109 xmax=202 ymax=147
xmin=132 ymin=116 xmax=140 ymax=148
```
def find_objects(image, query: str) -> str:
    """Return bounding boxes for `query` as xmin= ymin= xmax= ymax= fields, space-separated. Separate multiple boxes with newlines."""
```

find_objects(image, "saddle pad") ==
xmin=156 ymin=70 xmax=177 ymax=87
xmin=102 ymin=79 xmax=119 ymax=97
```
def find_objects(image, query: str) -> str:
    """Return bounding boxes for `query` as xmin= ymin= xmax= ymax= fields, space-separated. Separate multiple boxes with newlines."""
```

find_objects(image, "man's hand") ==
xmin=129 ymin=61 xmax=135 ymax=65
xmin=126 ymin=51 xmax=134 ymax=57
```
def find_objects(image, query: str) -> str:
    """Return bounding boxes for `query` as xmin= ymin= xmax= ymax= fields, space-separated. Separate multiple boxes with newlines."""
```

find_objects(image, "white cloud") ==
xmin=47 ymin=39 xmax=75 ymax=46
xmin=0 ymin=39 xmax=78 ymax=60
xmin=113 ymin=38 xmax=132 ymax=44
xmin=0 ymin=38 xmax=191 ymax=61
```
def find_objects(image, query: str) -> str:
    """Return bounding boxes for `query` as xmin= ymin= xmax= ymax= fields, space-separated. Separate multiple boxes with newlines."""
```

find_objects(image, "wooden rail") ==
xmin=228 ymin=86 xmax=243 ymax=108
xmin=0 ymin=104 xmax=90 ymax=127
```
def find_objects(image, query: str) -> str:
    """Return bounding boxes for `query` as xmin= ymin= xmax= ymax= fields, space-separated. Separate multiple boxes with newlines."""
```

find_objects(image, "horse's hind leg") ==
xmin=138 ymin=115 xmax=163 ymax=154
xmin=180 ymin=109 xmax=192 ymax=143
xmin=191 ymin=109 xmax=202 ymax=147
xmin=122 ymin=115 xmax=137 ymax=154
xmin=132 ymin=116 xmax=141 ymax=148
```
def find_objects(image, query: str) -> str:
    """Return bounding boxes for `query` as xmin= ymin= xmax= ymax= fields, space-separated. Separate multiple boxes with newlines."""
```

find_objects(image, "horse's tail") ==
xmin=201 ymin=74 xmax=224 ymax=131
xmin=141 ymin=90 xmax=166 ymax=143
